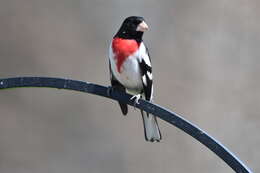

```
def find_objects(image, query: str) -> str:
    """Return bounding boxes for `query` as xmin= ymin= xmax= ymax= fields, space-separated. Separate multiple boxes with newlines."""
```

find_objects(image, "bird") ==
xmin=108 ymin=16 xmax=161 ymax=142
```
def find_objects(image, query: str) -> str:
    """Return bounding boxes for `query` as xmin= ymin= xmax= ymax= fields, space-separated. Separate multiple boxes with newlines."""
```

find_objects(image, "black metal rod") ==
xmin=0 ymin=77 xmax=252 ymax=173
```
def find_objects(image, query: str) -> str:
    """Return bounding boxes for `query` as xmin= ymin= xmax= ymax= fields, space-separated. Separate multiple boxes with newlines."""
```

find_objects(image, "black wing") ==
xmin=139 ymin=46 xmax=153 ymax=101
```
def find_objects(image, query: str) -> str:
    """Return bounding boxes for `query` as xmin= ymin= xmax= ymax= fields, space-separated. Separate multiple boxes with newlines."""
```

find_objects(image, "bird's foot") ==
xmin=130 ymin=94 xmax=141 ymax=109
xmin=107 ymin=86 xmax=114 ymax=96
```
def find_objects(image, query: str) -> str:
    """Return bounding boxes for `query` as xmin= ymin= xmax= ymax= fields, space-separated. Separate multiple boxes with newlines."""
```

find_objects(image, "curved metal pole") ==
xmin=0 ymin=77 xmax=252 ymax=173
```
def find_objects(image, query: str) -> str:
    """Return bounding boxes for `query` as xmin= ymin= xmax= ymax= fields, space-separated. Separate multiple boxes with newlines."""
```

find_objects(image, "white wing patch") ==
xmin=142 ymin=75 xmax=147 ymax=86
xmin=150 ymin=85 xmax=154 ymax=101
xmin=138 ymin=43 xmax=151 ymax=67
xmin=147 ymin=71 xmax=153 ymax=80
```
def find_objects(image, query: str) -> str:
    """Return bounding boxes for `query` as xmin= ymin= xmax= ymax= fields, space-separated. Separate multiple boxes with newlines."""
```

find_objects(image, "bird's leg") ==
xmin=130 ymin=94 xmax=141 ymax=108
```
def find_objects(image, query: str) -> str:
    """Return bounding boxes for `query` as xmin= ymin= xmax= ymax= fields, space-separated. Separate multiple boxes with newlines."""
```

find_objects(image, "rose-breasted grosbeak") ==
xmin=108 ymin=16 xmax=161 ymax=142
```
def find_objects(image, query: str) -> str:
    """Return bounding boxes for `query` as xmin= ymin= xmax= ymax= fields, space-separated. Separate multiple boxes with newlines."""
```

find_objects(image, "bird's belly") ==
xmin=113 ymin=58 xmax=143 ymax=91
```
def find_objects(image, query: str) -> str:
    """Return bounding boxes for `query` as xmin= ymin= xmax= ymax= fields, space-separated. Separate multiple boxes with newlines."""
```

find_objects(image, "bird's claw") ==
xmin=130 ymin=94 xmax=141 ymax=109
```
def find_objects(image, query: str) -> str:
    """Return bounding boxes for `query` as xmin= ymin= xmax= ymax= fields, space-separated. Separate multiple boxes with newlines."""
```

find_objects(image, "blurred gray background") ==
xmin=0 ymin=0 xmax=259 ymax=172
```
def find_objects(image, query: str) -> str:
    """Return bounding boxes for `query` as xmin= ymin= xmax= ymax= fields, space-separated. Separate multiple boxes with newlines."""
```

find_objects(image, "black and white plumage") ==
xmin=108 ymin=16 xmax=161 ymax=142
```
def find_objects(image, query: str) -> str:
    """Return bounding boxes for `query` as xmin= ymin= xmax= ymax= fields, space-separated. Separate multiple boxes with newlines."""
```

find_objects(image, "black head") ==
xmin=114 ymin=16 xmax=148 ymax=42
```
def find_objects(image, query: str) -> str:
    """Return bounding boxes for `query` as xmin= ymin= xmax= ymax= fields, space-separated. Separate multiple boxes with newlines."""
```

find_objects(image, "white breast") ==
xmin=109 ymin=45 xmax=143 ymax=92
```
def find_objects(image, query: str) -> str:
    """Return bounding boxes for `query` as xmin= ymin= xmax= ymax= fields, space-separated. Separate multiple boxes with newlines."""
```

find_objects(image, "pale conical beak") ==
xmin=136 ymin=21 xmax=149 ymax=32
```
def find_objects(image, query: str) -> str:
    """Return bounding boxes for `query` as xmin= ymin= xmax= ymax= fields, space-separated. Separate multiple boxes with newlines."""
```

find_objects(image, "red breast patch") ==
xmin=112 ymin=37 xmax=140 ymax=73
